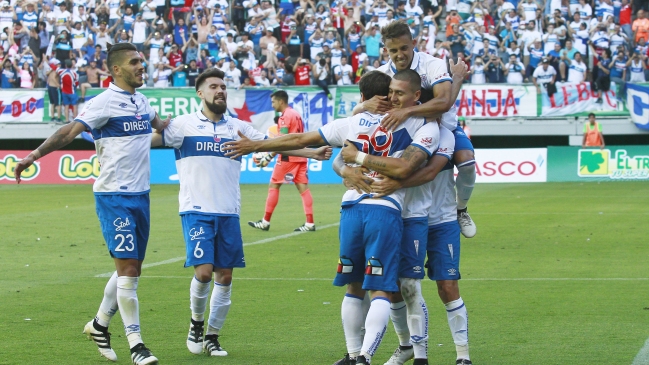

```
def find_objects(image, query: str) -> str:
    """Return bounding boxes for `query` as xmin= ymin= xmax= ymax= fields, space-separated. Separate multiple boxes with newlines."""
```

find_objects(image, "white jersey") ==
xmin=532 ymin=65 xmax=556 ymax=84
xmin=427 ymin=127 xmax=458 ymax=226
xmin=74 ymin=83 xmax=156 ymax=194
xmin=377 ymin=51 xmax=459 ymax=132
xmin=319 ymin=112 xmax=438 ymax=212
xmin=402 ymin=124 xmax=451 ymax=220
xmin=162 ymin=112 xmax=266 ymax=215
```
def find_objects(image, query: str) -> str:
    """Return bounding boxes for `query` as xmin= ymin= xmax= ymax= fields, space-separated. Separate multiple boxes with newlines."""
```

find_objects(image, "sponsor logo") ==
xmin=578 ymin=149 xmax=649 ymax=179
xmin=123 ymin=119 xmax=150 ymax=132
xmin=420 ymin=137 xmax=433 ymax=147
xmin=113 ymin=217 xmax=131 ymax=232
xmin=413 ymin=265 xmax=422 ymax=273
xmin=59 ymin=154 xmax=100 ymax=180
xmin=365 ymin=257 xmax=383 ymax=276
xmin=337 ymin=257 xmax=354 ymax=274
xmin=0 ymin=154 xmax=39 ymax=181
xmin=284 ymin=173 xmax=294 ymax=182
xmin=447 ymin=268 xmax=457 ymax=276
xmin=119 ymin=102 xmax=128 ymax=108
xmin=197 ymin=125 xmax=206 ymax=130
xmin=189 ymin=227 xmax=205 ymax=240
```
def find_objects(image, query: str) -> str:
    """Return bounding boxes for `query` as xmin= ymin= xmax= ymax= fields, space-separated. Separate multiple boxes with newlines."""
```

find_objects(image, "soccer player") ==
xmin=369 ymin=133 xmax=473 ymax=365
xmin=14 ymin=43 xmax=169 ymax=365
xmin=353 ymin=20 xmax=478 ymax=238
xmin=150 ymin=68 xmax=331 ymax=357
xmin=248 ymin=90 xmax=317 ymax=232
xmin=223 ymin=70 xmax=440 ymax=365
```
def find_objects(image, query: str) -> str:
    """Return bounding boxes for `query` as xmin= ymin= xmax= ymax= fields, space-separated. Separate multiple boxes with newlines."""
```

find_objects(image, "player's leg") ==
xmin=205 ymin=216 xmax=246 ymax=356
xmin=333 ymin=206 xmax=367 ymax=365
xmin=384 ymin=288 xmax=414 ymax=365
xmin=249 ymin=178 xmax=281 ymax=230
xmin=427 ymin=221 xmax=471 ymax=365
xmin=294 ymin=172 xmax=315 ymax=232
xmin=453 ymin=127 xmax=477 ymax=238
xmin=83 ymin=270 xmax=119 ymax=361
xmin=181 ymin=214 xmax=216 ymax=354
xmin=357 ymin=206 xmax=403 ymax=365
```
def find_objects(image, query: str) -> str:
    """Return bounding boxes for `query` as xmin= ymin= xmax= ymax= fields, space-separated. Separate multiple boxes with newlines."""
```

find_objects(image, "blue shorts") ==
xmin=426 ymin=220 xmax=461 ymax=281
xmin=279 ymin=1 xmax=295 ymax=15
xmin=334 ymin=204 xmax=403 ymax=292
xmin=181 ymin=214 xmax=245 ymax=269
xmin=453 ymin=125 xmax=474 ymax=152
xmin=95 ymin=194 xmax=150 ymax=261
xmin=399 ymin=217 xmax=428 ymax=279
xmin=61 ymin=92 xmax=78 ymax=106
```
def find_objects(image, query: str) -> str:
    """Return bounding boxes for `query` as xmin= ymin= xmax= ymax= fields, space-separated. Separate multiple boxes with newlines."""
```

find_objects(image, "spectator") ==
xmin=334 ymin=55 xmax=353 ymax=85
xmin=563 ymin=51 xmax=587 ymax=83
xmin=152 ymin=61 xmax=172 ymax=87
xmin=582 ymin=113 xmax=605 ymax=149
xmin=504 ymin=53 xmax=525 ymax=84
xmin=1 ymin=58 xmax=17 ymax=88
xmin=294 ymin=57 xmax=312 ymax=86
xmin=45 ymin=58 xmax=61 ymax=122
xmin=56 ymin=59 xmax=79 ymax=122
xmin=627 ymin=51 xmax=647 ymax=82
xmin=526 ymin=39 xmax=545 ymax=80
xmin=633 ymin=10 xmax=649 ymax=43
xmin=532 ymin=57 xmax=557 ymax=94
xmin=485 ymin=53 xmax=506 ymax=83
xmin=470 ymin=56 xmax=486 ymax=84
xmin=224 ymin=60 xmax=242 ymax=88
xmin=364 ymin=24 xmax=382 ymax=64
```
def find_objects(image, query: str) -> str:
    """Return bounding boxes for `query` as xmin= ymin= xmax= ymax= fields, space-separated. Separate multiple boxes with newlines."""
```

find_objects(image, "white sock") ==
xmin=389 ymin=301 xmax=410 ymax=346
xmin=207 ymin=282 xmax=231 ymax=335
xmin=95 ymin=271 xmax=118 ymax=328
xmin=360 ymin=297 xmax=391 ymax=360
xmin=341 ymin=294 xmax=364 ymax=358
xmin=116 ymin=276 xmax=142 ymax=349
xmin=190 ymin=276 xmax=211 ymax=322
xmin=456 ymin=163 xmax=476 ymax=210
xmin=445 ymin=297 xmax=469 ymax=360
xmin=401 ymin=279 xmax=428 ymax=360
xmin=262 ymin=219 xmax=270 ymax=226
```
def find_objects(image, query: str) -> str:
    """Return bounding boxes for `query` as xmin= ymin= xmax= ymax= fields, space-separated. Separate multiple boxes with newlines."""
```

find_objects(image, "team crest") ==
xmin=135 ymin=113 xmax=142 ymax=120
xmin=365 ymin=257 xmax=383 ymax=276
xmin=214 ymin=134 xmax=221 ymax=142
xmin=337 ymin=257 xmax=354 ymax=274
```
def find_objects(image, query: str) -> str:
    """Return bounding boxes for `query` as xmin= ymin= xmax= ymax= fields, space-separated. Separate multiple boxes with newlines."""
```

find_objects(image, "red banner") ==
xmin=0 ymin=150 xmax=98 ymax=184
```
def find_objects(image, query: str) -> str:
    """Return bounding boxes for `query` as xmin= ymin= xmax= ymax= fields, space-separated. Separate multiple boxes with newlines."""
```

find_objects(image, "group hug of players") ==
xmin=14 ymin=20 xmax=478 ymax=365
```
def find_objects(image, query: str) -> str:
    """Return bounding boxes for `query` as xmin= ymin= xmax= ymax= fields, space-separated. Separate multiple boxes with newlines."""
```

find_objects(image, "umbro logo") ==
xmin=119 ymin=103 xmax=128 ymax=108
xmin=448 ymin=268 xmax=457 ymax=276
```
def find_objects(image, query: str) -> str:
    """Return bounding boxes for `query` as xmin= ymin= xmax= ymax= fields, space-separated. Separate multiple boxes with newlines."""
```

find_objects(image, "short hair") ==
xmin=588 ymin=112 xmax=596 ymax=118
xmin=106 ymin=42 xmax=138 ymax=72
xmin=393 ymin=69 xmax=421 ymax=92
xmin=271 ymin=90 xmax=289 ymax=104
xmin=195 ymin=68 xmax=226 ymax=91
xmin=359 ymin=71 xmax=392 ymax=100
xmin=381 ymin=20 xmax=412 ymax=42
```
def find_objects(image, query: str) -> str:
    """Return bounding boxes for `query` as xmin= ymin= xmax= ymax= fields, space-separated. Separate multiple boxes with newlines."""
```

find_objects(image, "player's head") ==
xmin=358 ymin=71 xmax=392 ymax=102
xmin=389 ymin=69 xmax=421 ymax=109
xmin=381 ymin=20 xmax=415 ymax=72
xmin=588 ymin=112 xmax=596 ymax=122
xmin=195 ymin=68 xmax=227 ymax=116
xmin=106 ymin=42 xmax=144 ymax=88
xmin=270 ymin=90 xmax=289 ymax=112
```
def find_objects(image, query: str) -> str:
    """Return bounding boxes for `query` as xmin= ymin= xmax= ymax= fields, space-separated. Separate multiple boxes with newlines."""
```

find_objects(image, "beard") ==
xmin=204 ymin=98 xmax=227 ymax=115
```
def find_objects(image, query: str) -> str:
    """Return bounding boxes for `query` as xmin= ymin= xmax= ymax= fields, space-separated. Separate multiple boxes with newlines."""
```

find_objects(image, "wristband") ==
xmin=30 ymin=150 xmax=41 ymax=160
xmin=355 ymin=152 xmax=367 ymax=166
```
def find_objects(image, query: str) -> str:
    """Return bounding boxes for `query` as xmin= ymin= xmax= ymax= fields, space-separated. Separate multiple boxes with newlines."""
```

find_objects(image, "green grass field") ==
xmin=1 ymin=182 xmax=648 ymax=365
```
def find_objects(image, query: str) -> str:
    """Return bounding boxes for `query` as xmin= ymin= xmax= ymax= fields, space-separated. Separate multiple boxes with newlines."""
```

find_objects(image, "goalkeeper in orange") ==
xmin=248 ymin=90 xmax=317 ymax=232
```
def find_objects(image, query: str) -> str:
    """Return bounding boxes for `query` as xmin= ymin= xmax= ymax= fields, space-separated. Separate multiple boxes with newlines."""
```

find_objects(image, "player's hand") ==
xmin=370 ymin=174 xmax=401 ymax=197
xmin=341 ymin=140 xmax=360 ymax=164
xmin=363 ymin=95 xmax=391 ymax=114
xmin=153 ymin=114 xmax=171 ymax=131
xmin=256 ymin=153 xmax=273 ymax=167
xmin=15 ymin=153 xmax=37 ymax=184
xmin=381 ymin=108 xmax=411 ymax=131
xmin=311 ymin=146 xmax=333 ymax=161
xmin=223 ymin=131 xmax=257 ymax=159
xmin=342 ymin=166 xmax=372 ymax=194
xmin=450 ymin=57 xmax=469 ymax=80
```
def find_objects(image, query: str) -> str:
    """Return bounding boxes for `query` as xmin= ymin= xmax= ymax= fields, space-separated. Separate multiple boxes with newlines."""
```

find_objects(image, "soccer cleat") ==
xmin=186 ymin=318 xmax=204 ymax=355
xmin=456 ymin=360 xmax=473 ymax=365
xmin=294 ymin=223 xmax=316 ymax=232
xmin=204 ymin=334 xmax=228 ymax=356
xmin=333 ymin=353 xmax=356 ymax=365
xmin=457 ymin=208 xmax=477 ymax=238
xmin=248 ymin=220 xmax=270 ymax=231
xmin=356 ymin=355 xmax=370 ymax=364
xmin=383 ymin=346 xmax=414 ymax=365
xmin=130 ymin=343 xmax=158 ymax=365
xmin=83 ymin=320 xmax=117 ymax=362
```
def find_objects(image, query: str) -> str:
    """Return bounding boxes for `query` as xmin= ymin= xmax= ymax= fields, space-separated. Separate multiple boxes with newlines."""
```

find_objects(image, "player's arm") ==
xmin=14 ymin=121 xmax=87 ymax=183
xmin=341 ymin=141 xmax=429 ymax=180
xmin=280 ymin=146 xmax=333 ymax=160
xmin=332 ymin=151 xmax=372 ymax=193
xmin=371 ymin=154 xmax=450 ymax=197
xmin=223 ymin=130 xmax=326 ymax=158
xmin=381 ymin=58 xmax=469 ymax=130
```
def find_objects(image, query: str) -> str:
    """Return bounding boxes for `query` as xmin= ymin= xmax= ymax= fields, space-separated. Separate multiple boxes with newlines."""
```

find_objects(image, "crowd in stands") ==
xmin=1 ymin=0 xmax=649 ymax=101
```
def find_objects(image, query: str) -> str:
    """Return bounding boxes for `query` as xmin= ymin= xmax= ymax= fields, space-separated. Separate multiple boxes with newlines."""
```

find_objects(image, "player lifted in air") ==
xmin=354 ymin=20 xmax=478 ymax=239
xmin=150 ymin=68 xmax=331 ymax=357
xmin=222 ymin=70 xmax=439 ymax=365
xmin=248 ymin=90 xmax=317 ymax=232
xmin=15 ymin=43 xmax=169 ymax=365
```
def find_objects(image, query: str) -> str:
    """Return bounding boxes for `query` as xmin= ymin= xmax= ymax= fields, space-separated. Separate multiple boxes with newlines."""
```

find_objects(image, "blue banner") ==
xmin=627 ymin=83 xmax=649 ymax=130
xmin=150 ymin=148 xmax=343 ymax=184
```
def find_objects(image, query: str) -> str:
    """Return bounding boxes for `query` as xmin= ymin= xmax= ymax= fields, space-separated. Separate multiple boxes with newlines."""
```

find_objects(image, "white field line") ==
xmin=124 ymin=276 xmax=649 ymax=281
xmin=632 ymin=338 xmax=649 ymax=365
xmin=95 ymin=222 xmax=340 ymax=278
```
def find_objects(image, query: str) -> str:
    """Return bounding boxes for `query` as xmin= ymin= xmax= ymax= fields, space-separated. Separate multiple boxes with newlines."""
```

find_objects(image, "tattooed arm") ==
xmin=340 ymin=142 xmax=430 ymax=180
xmin=15 ymin=122 xmax=87 ymax=183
